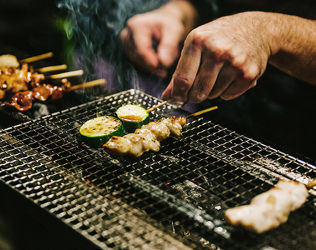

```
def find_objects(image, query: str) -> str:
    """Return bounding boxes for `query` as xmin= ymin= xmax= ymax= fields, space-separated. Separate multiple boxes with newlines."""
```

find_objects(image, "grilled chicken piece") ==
xmin=32 ymin=83 xmax=65 ymax=102
xmin=4 ymin=79 xmax=71 ymax=111
xmin=124 ymin=133 xmax=150 ymax=157
xmin=160 ymin=117 xmax=186 ymax=136
xmin=141 ymin=122 xmax=170 ymax=141
xmin=104 ymin=136 xmax=132 ymax=155
xmin=134 ymin=128 xmax=160 ymax=152
xmin=4 ymin=91 xmax=34 ymax=111
xmin=0 ymin=54 xmax=19 ymax=68
xmin=225 ymin=180 xmax=309 ymax=233
xmin=104 ymin=117 xmax=187 ymax=157
xmin=0 ymin=64 xmax=45 ymax=99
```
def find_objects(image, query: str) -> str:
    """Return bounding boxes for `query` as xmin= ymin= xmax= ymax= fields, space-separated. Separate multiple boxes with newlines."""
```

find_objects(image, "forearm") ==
xmin=267 ymin=13 xmax=316 ymax=84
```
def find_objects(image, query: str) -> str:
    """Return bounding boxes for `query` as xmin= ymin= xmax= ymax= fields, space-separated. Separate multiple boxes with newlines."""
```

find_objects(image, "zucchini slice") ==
xmin=116 ymin=104 xmax=149 ymax=132
xmin=79 ymin=116 xmax=124 ymax=148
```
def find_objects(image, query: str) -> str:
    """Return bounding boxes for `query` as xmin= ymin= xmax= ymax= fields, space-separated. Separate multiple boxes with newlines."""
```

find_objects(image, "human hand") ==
xmin=120 ymin=1 xmax=198 ymax=78
xmin=161 ymin=12 xmax=273 ymax=103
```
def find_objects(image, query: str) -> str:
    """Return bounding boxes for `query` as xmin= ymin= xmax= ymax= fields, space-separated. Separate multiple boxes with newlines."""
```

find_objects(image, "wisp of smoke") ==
xmin=57 ymin=0 xmax=170 ymax=96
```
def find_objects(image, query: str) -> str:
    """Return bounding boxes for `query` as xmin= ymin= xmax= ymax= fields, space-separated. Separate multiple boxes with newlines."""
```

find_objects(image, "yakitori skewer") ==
xmin=103 ymin=106 xmax=218 ymax=156
xmin=19 ymin=52 xmax=53 ymax=64
xmin=4 ymin=78 xmax=106 ymax=111
xmin=225 ymin=178 xmax=316 ymax=234
xmin=0 ymin=65 xmax=85 ymax=100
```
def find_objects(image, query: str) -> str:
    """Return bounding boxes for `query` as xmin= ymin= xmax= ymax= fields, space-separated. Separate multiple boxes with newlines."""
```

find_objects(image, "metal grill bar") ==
xmin=1 ymin=89 xmax=316 ymax=250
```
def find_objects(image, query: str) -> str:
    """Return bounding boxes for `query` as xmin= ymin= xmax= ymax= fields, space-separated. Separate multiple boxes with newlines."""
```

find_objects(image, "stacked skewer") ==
xmin=0 ymin=52 xmax=106 ymax=111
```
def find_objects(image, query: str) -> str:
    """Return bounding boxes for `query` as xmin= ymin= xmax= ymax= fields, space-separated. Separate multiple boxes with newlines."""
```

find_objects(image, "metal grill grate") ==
xmin=1 ymin=89 xmax=316 ymax=250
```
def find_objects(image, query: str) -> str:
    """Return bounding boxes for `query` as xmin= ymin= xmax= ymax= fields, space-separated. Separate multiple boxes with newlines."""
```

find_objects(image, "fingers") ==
xmin=161 ymin=78 xmax=173 ymax=101
xmin=220 ymin=80 xmax=257 ymax=100
xmin=120 ymin=26 xmax=160 ymax=70
xmin=162 ymin=54 xmax=259 ymax=102
xmin=187 ymin=56 xmax=222 ymax=103
xmin=157 ymin=25 xmax=184 ymax=68
xmin=166 ymin=36 xmax=202 ymax=103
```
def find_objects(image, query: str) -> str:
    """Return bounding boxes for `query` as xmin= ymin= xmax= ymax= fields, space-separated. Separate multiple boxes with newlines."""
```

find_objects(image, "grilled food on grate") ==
xmin=103 ymin=117 xmax=187 ymax=157
xmin=225 ymin=180 xmax=309 ymax=233
xmin=4 ymin=78 xmax=106 ymax=111
xmin=4 ymin=79 xmax=71 ymax=111
xmin=79 ymin=116 xmax=125 ymax=148
xmin=0 ymin=63 xmax=45 ymax=99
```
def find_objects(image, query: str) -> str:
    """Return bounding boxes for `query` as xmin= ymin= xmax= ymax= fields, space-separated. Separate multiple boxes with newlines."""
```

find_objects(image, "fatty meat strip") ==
xmin=225 ymin=180 xmax=309 ymax=233
xmin=103 ymin=117 xmax=187 ymax=157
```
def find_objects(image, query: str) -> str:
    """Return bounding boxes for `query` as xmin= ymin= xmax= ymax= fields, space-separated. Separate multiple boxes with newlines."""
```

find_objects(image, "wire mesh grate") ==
xmin=1 ymin=89 xmax=316 ymax=250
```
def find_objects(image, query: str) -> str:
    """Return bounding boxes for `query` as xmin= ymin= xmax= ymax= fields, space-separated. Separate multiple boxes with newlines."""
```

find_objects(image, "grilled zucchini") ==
xmin=79 ymin=116 xmax=124 ymax=148
xmin=116 ymin=104 xmax=149 ymax=132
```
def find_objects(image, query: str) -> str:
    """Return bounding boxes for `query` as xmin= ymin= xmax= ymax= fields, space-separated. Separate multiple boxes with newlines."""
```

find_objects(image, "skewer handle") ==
xmin=68 ymin=79 xmax=106 ymax=91
xmin=19 ymin=52 xmax=53 ymax=64
xmin=49 ymin=70 xmax=84 ymax=79
xmin=306 ymin=179 xmax=316 ymax=189
xmin=37 ymin=64 xmax=67 ymax=73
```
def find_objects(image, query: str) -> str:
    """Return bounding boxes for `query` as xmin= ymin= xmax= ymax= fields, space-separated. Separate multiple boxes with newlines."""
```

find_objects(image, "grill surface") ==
xmin=1 ymin=89 xmax=316 ymax=250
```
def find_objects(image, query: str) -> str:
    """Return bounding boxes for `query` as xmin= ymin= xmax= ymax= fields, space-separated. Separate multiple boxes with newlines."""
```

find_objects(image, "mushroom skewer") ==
xmin=103 ymin=106 xmax=218 ymax=157
xmin=225 ymin=179 xmax=315 ymax=233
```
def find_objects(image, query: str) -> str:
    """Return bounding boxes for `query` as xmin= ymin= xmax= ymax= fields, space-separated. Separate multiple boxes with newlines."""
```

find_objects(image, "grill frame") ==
xmin=1 ymin=89 xmax=316 ymax=250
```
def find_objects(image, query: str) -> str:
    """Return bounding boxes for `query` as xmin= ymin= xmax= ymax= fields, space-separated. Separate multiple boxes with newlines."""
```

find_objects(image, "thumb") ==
xmin=161 ymin=78 xmax=174 ymax=101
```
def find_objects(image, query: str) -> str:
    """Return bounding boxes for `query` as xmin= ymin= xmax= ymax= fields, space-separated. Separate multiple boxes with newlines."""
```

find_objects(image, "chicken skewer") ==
xmin=103 ymin=106 xmax=218 ymax=157
xmin=225 ymin=179 xmax=313 ymax=233
xmin=0 ymin=63 xmax=84 ymax=100
xmin=0 ymin=63 xmax=45 ymax=99
xmin=4 ymin=79 xmax=106 ymax=111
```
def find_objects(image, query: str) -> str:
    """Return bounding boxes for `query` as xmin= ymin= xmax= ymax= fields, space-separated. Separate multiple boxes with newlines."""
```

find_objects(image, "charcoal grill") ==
xmin=1 ymin=89 xmax=316 ymax=250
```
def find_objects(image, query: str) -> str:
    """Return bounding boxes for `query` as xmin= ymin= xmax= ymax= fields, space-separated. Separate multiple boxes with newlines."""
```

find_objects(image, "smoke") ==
xmin=57 ymin=0 xmax=169 ymax=95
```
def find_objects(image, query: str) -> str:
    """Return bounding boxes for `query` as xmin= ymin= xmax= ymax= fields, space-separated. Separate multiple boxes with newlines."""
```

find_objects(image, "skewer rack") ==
xmin=1 ymin=89 xmax=316 ymax=249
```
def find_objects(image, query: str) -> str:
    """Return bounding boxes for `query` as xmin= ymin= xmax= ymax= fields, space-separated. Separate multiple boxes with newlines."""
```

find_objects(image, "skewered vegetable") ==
xmin=116 ymin=104 xmax=150 ymax=132
xmin=79 ymin=116 xmax=124 ymax=148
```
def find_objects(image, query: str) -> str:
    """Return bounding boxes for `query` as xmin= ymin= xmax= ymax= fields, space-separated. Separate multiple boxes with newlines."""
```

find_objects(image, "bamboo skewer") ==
xmin=187 ymin=106 xmax=218 ymax=117
xmin=68 ymin=79 xmax=106 ymax=91
xmin=146 ymin=101 xmax=168 ymax=112
xmin=146 ymin=100 xmax=218 ymax=117
xmin=306 ymin=179 xmax=316 ymax=189
xmin=49 ymin=70 xmax=84 ymax=79
xmin=19 ymin=52 xmax=54 ymax=64
xmin=37 ymin=64 xmax=67 ymax=73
